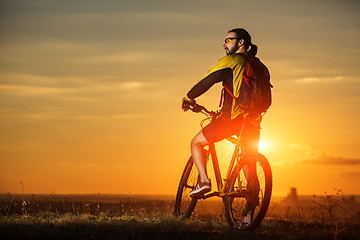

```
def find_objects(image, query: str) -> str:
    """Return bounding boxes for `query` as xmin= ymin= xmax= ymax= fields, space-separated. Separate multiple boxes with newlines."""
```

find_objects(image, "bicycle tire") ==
xmin=224 ymin=153 xmax=272 ymax=230
xmin=174 ymin=156 xmax=198 ymax=218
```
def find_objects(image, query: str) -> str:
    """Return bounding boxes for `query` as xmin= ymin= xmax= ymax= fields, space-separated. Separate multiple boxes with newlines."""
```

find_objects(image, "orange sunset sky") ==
xmin=1 ymin=0 xmax=359 ymax=196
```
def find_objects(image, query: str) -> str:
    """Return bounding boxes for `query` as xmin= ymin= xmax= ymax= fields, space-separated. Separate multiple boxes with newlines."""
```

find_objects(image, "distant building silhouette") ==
xmin=284 ymin=187 xmax=298 ymax=204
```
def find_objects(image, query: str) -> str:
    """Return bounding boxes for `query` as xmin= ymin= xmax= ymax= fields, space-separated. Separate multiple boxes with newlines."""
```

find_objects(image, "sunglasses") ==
xmin=224 ymin=38 xmax=239 ymax=44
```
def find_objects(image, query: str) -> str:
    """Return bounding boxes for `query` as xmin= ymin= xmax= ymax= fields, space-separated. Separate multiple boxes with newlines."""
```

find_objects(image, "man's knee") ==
xmin=191 ymin=131 xmax=209 ymax=148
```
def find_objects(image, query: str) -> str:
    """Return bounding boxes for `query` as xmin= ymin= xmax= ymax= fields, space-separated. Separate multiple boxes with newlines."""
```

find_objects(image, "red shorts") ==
xmin=202 ymin=116 xmax=261 ymax=153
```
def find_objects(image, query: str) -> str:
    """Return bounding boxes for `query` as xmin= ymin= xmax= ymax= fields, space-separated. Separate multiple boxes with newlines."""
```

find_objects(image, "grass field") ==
xmin=0 ymin=192 xmax=359 ymax=240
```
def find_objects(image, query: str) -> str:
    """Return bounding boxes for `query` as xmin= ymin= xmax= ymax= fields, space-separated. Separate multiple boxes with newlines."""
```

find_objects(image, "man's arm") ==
xmin=182 ymin=55 xmax=234 ymax=111
xmin=186 ymin=67 xmax=232 ymax=100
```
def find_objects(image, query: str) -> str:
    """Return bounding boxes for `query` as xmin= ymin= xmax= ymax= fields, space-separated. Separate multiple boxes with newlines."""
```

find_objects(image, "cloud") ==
xmin=0 ymin=72 xmax=146 ymax=96
xmin=57 ymin=161 xmax=103 ymax=169
xmin=82 ymin=51 xmax=170 ymax=65
xmin=118 ymin=81 xmax=144 ymax=90
xmin=340 ymin=172 xmax=360 ymax=179
xmin=295 ymin=76 xmax=345 ymax=84
xmin=289 ymin=143 xmax=314 ymax=159
xmin=304 ymin=153 xmax=360 ymax=165
xmin=0 ymin=84 xmax=72 ymax=96
xmin=288 ymin=144 xmax=360 ymax=166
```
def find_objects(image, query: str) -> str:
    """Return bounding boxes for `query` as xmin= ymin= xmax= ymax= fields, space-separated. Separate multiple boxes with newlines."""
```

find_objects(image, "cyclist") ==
xmin=182 ymin=28 xmax=262 ymax=200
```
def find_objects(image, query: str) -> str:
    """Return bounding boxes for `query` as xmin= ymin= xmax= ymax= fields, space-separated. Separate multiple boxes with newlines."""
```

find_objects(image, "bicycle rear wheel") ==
xmin=174 ymin=157 xmax=198 ymax=218
xmin=224 ymin=153 xmax=272 ymax=230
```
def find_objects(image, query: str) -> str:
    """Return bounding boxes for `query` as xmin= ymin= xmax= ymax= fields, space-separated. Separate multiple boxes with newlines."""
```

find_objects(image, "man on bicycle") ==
xmin=182 ymin=28 xmax=262 ymax=198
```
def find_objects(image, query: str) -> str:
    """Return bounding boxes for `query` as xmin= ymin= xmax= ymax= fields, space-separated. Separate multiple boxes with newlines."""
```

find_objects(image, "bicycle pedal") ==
xmin=196 ymin=191 xmax=219 ymax=199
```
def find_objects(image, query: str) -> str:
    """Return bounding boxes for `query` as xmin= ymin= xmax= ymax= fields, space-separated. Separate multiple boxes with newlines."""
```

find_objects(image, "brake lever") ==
xmin=191 ymin=104 xmax=204 ymax=113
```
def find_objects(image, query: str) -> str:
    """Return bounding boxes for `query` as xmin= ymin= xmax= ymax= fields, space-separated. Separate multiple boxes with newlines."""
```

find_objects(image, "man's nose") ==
xmin=223 ymin=42 xmax=227 ymax=48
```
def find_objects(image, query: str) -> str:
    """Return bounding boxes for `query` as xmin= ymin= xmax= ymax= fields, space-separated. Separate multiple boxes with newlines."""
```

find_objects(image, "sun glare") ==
xmin=259 ymin=141 xmax=271 ymax=152
xmin=217 ymin=139 xmax=272 ymax=157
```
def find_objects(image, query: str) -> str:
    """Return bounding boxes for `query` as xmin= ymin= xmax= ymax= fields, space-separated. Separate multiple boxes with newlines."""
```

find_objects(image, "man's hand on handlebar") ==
xmin=181 ymin=101 xmax=218 ymax=117
xmin=182 ymin=97 xmax=196 ymax=111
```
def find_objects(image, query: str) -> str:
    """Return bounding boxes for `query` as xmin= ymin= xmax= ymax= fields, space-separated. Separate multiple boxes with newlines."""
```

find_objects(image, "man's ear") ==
xmin=238 ymin=39 xmax=244 ymax=47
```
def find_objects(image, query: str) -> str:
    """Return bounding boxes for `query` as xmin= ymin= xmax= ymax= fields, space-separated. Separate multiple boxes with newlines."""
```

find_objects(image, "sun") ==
xmin=259 ymin=141 xmax=271 ymax=153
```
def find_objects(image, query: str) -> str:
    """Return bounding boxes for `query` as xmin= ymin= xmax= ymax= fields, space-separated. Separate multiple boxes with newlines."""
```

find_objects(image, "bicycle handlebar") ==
xmin=188 ymin=103 xmax=250 ymax=140
xmin=189 ymin=103 xmax=219 ymax=118
xmin=189 ymin=103 xmax=253 ymax=122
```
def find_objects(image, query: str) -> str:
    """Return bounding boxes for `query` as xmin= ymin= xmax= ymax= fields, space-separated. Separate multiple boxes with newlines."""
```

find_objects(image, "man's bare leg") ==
xmin=191 ymin=131 xmax=210 ymax=183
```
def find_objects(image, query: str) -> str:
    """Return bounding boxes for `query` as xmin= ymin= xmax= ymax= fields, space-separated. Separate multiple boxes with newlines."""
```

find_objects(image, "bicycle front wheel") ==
xmin=224 ymin=153 xmax=272 ymax=230
xmin=174 ymin=156 xmax=198 ymax=218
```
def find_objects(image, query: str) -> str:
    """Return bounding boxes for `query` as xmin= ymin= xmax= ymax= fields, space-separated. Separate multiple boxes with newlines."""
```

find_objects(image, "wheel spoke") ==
xmin=175 ymin=157 xmax=198 ymax=218
xmin=224 ymin=154 xmax=272 ymax=230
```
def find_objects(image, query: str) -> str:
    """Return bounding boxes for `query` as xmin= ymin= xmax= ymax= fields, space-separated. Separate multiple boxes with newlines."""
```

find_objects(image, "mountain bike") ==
xmin=174 ymin=103 xmax=272 ymax=230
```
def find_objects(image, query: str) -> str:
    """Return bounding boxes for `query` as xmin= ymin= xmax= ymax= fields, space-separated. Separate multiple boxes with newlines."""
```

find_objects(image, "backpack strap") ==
xmin=242 ymin=73 xmax=251 ymax=89
xmin=236 ymin=52 xmax=252 ymax=89
xmin=224 ymin=85 xmax=236 ymax=99
xmin=219 ymin=85 xmax=236 ymax=108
